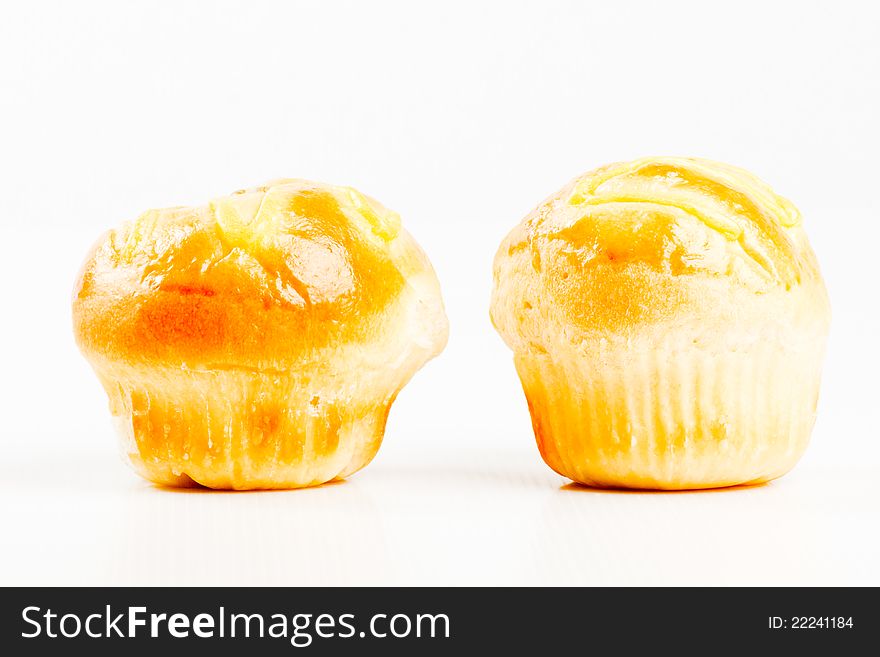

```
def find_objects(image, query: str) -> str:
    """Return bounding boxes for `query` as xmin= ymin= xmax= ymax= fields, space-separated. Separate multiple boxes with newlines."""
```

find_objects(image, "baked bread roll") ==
xmin=491 ymin=157 xmax=830 ymax=489
xmin=74 ymin=179 xmax=448 ymax=489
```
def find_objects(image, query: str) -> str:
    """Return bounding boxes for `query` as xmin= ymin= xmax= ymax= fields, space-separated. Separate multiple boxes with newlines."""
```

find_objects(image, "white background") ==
xmin=1 ymin=0 xmax=878 ymax=585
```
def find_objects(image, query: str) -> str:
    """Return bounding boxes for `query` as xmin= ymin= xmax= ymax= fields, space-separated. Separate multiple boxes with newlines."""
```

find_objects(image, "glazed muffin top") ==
xmin=491 ymin=157 xmax=830 ymax=347
xmin=74 ymin=179 xmax=448 ymax=370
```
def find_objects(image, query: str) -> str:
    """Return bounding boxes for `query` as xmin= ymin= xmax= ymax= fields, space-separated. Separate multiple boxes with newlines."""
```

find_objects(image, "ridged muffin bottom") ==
xmin=515 ymin=332 xmax=826 ymax=490
xmin=97 ymin=364 xmax=396 ymax=489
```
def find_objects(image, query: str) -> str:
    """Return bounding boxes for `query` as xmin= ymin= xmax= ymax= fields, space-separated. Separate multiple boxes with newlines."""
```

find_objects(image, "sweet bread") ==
xmin=73 ymin=179 xmax=448 ymax=489
xmin=490 ymin=157 xmax=830 ymax=489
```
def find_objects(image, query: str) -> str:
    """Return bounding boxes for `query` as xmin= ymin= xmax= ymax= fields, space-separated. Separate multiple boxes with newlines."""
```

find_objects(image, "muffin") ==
xmin=491 ymin=157 xmax=830 ymax=489
xmin=73 ymin=179 xmax=448 ymax=489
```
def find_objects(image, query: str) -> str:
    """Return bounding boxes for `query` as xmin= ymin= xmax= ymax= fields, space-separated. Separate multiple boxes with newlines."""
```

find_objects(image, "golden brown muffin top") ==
xmin=492 ymin=157 xmax=830 ymax=342
xmin=74 ymin=179 xmax=419 ymax=369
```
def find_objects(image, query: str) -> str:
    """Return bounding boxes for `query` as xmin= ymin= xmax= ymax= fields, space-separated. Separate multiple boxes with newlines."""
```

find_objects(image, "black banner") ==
xmin=0 ymin=587 xmax=872 ymax=654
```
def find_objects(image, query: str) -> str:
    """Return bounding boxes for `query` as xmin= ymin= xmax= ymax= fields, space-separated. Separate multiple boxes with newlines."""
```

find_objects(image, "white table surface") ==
xmin=3 ymin=441 xmax=877 ymax=587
